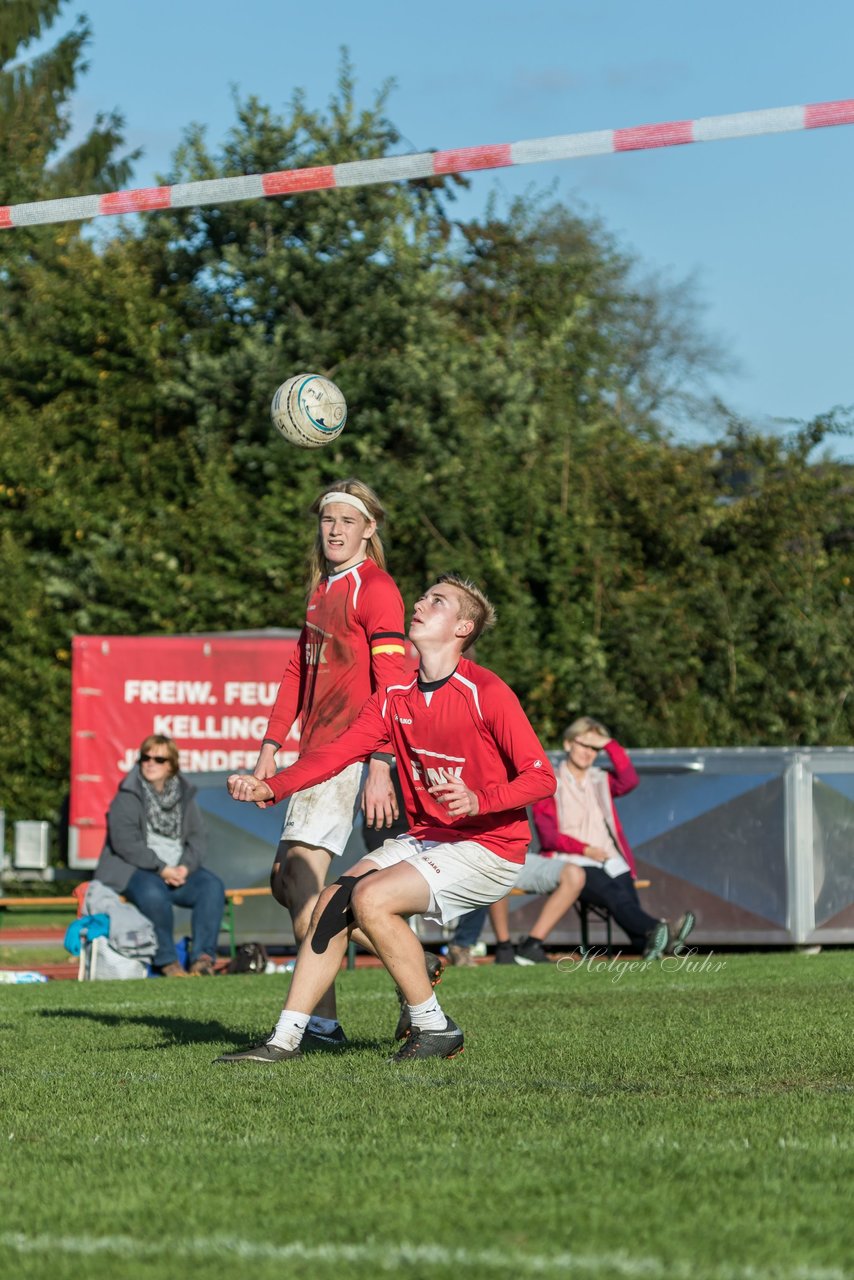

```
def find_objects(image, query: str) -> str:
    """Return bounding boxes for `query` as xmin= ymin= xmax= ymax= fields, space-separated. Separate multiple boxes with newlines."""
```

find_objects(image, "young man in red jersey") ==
xmin=251 ymin=479 xmax=413 ymax=1052
xmin=217 ymin=574 xmax=556 ymax=1064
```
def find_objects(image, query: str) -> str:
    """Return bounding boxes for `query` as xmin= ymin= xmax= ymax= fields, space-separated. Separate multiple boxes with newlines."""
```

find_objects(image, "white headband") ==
xmin=319 ymin=491 xmax=374 ymax=521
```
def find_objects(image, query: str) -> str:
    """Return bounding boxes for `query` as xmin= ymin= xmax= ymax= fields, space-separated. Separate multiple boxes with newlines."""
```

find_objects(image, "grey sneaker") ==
xmin=494 ymin=941 xmax=517 ymax=965
xmin=448 ymin=944 xmax=478 ymax=968
xmin=515 ymin=937 xmax=550 ymax=965
xmin=667 ymin=911 xmax=696 ymax=955
xmin=394 ymin=951 xmax=445 ymax=1041
xmin=213 ymin=1031 xmax=303 ymax=1064
xmin=642 ymin=920 xmax=670 ymax=961
xmin=302 ymin=1024 xmax=349 ymax=1052
xmin=391 ymin=1017 xmax=464 ymax=1062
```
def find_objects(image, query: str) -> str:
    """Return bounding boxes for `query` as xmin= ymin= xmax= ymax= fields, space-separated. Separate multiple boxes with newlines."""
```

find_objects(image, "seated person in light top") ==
xmin=517 ymin=717 xmax=694 ymax=961
xmin=217 ymin=574 xmax=556 ymax=1065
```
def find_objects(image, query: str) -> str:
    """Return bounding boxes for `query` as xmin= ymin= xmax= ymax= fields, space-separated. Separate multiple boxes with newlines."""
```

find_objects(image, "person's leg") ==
xmin=489 ymin=897 xmax=511 ymax=943
xmin=124 ymin=869 xmax=178 ymax=968
xmin=275 ymin=883 xmax=361 ymax=1016
xmin=215 ymin=859 xmax=382 ymax=1063
xmin=488 ymin=898 xmax=517 ymax=964
xmin=354 ymin=840 xmax=518 ymax=1060
xmin=452 ymin=905 xmax=488 ymax=949
xmin=510 ymin=854 xmax=575 ymax=964
xmin=580 ymin=869 xmax=660 ymax=952
xmin=271 ymin=840 xmax=338 ymax=1019
xmin=527 ymin=862 xmax=586 ymax=942
xmin=448 ymin=904 xmax=487 ymax=966
xmin=170 ymin=867 xmax=225 ymax=968
xmin=350 ymin=863 xmax=434 ymax=1004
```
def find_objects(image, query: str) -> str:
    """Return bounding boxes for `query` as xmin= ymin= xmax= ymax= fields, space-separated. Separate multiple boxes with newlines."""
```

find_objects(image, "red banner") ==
xmin=69 ymin=632 xmax=301 ymax=866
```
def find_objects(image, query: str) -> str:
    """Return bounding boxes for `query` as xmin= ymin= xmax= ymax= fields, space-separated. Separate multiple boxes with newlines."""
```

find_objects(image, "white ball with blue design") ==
xmin=270 ymin=373 xmax=347 ymax=449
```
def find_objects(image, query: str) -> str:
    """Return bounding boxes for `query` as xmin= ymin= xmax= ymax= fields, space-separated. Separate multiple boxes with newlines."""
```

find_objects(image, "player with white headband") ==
xmin=219 ymin=574 xmax=557 ymax=1064
xmin=252 ymin=479 xmax=440 ymax=1050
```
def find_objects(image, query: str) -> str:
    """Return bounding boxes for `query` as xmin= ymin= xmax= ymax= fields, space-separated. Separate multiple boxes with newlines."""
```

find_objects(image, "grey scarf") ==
xmin=141 ymin=774 xmax=182 ymax=841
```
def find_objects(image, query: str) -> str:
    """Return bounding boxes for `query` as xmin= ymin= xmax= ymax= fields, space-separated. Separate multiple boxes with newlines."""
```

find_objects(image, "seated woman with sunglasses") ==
xmin=94 ymin=735 xmax=225 ymax=976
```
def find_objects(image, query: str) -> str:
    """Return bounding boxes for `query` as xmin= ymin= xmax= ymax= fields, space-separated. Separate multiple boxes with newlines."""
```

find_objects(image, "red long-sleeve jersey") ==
xmin=263 ymin=559 xmax=406 ymax=753
xmin=267 ymin=657 xmax=556 ymax=862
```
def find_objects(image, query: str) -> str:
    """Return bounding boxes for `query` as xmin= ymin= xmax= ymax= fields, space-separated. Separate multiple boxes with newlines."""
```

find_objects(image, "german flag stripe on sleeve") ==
xmin=371 ymin=630 xmax=406 ymax=656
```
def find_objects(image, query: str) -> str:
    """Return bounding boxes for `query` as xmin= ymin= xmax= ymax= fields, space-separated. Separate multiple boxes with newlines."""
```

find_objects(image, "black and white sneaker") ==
xmin=642 ymin=920 xmax=670 ymax=961
xmin=494 ymin=940 xmax=517 ymax=965
xmin=391 ymin=1017 xmax=464 ymax=1062
xmin=213 ymin=1031 xmax=303 ymax=1064
xmin=667 ymin=911 xmax=696 ymax=955
xmin=394 ymin=951 xmax=445 ymax=1041
xmin=302 ymin=1024 xmax=349 ymax=1052
xmin=514 ymin=937 xmax=550 ymax=965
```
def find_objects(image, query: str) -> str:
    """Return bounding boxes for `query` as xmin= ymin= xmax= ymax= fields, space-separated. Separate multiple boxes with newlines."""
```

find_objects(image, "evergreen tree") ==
xmin=0 ymin=0 xmax=138 ymax=827
xmin=0 ymin=0 xmax=135 ymax=206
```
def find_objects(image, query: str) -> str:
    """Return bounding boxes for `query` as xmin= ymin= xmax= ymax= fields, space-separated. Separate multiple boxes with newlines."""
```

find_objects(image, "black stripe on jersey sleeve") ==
xmin=370 ymin=630 xmax=406 ymax=641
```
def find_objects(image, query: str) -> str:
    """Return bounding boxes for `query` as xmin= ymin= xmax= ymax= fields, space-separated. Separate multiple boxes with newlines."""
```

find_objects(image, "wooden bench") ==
xmin=509 ymin=879 xmax=651 ymax=956
xmin=0 ymin=895 xmax=79 ymax=912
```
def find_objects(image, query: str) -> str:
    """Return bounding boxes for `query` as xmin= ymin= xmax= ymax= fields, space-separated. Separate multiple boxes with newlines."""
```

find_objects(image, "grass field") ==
xmin=2 ymin=951 xmax=852 ymax=1280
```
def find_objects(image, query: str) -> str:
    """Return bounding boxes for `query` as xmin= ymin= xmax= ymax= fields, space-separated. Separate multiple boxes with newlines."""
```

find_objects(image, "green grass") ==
xmin=0 ymin=907 xmax=76 ymax=931
xmin=2 ymin=953 xmax=852 ymax=1280
xmin=0 ymin=944 xmax=69 ymax=966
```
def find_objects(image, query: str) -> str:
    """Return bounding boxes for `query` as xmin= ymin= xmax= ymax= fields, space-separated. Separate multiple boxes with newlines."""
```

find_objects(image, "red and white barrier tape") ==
xmin=2 ymin=98 xmax=852 ymax=230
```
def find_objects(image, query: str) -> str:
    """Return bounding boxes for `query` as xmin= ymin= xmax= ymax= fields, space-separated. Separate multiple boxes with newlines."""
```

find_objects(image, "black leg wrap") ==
xmin=310 ymin=871 xmax=377 ymax=954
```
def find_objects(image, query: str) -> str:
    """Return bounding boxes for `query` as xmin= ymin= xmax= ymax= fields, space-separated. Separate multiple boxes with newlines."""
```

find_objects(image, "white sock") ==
xmin=408 ymin=994 xmax=446 ymax=1031
xmin=307 ymin=1015 xmax=339 ymax=1035
xmin=269 ymin=1010 xmax=310 ymax=1051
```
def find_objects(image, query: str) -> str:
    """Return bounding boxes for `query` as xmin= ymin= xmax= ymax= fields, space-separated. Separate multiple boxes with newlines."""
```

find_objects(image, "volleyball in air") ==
xmin=270 ymin=373 xmax=347 ymax=448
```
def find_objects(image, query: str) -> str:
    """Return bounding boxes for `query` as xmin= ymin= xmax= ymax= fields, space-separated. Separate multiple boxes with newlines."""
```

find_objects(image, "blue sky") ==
xmin=34 ymin=0 xmax=854 ymax=454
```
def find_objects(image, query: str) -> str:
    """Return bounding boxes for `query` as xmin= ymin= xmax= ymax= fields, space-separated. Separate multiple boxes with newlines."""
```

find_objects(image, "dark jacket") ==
xmin=95 ymin=766 xmax=207 ymax=893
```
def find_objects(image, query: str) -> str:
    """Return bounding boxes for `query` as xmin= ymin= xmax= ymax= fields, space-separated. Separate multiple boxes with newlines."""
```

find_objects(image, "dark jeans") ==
xmin=579 ymin=868 xmax=658 ymax=952
xmin=125 ymin=866 xmax=225 ymax=968
xmin=452 ymin=905 xmax=488 ymax=949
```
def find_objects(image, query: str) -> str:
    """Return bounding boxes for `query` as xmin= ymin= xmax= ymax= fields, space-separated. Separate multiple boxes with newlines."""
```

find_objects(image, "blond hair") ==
xmin=435 ymin=573 xmax=496 ymax=651
xmin=306 ymin=478 xmax=387 ymax=598
xmin=563 ymin=716 xmax=609 ymax=743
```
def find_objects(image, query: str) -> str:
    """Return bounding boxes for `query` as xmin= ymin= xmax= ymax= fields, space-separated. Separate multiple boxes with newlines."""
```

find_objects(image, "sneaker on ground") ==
xmin=189 ymin=954 xmax=216 ymax=976
xmin=394 ymin=951 xmax=445 ymax=1042
xmin=391 ymin=1016 xmax=464 ymax=1062
xmin=494 ymin=940 xmax=517 ymax=965
xmin=667 ymin=911 xmax=696 ymax=955
xmin=302 ymin=1024 xmax=349 ymax=1052
xmin=514 ymin=937 xmax=550 ymax=965
xmin=213 ymin=1032 xmax=303 ymax=1064
xmin=642 ymin=920 xmax=670 ymax=961
xmin=160 ymin=962 xmax=191 ymax=978
xmin=448 ymin=944 xmax=478 ymax=968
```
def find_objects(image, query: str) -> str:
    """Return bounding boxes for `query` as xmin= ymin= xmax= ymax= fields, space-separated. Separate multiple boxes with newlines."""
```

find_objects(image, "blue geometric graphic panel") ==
xmin=631 ymin=778 xmax=788 ymax=925
xmin=618 ymin=773 xmax=777 ymax=847
xmin=812 ymin=776 xmax=854 ymax=926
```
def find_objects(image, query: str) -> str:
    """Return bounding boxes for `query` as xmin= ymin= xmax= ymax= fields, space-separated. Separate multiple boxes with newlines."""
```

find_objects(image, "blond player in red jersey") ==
xmin=217 ymin=575 xmax=556 ymax=1064
xmin=252 ymin=479 xmax=410 ymax=1051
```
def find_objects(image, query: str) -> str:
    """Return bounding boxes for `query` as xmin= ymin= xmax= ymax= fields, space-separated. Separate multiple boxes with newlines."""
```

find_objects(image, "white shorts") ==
xmin=280 ymin=761 xmax=368 ymax=857
xmin=363 ymin=835 xmax=521 ymax=925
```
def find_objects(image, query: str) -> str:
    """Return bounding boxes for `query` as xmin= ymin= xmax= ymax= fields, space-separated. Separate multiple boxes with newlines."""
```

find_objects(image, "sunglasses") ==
xmin=140 ymin=753 xmax=170 ymax=764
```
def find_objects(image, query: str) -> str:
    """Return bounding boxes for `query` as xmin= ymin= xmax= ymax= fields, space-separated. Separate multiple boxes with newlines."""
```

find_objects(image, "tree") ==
xmin=0 ymin=0 xmax=138 ymax=825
